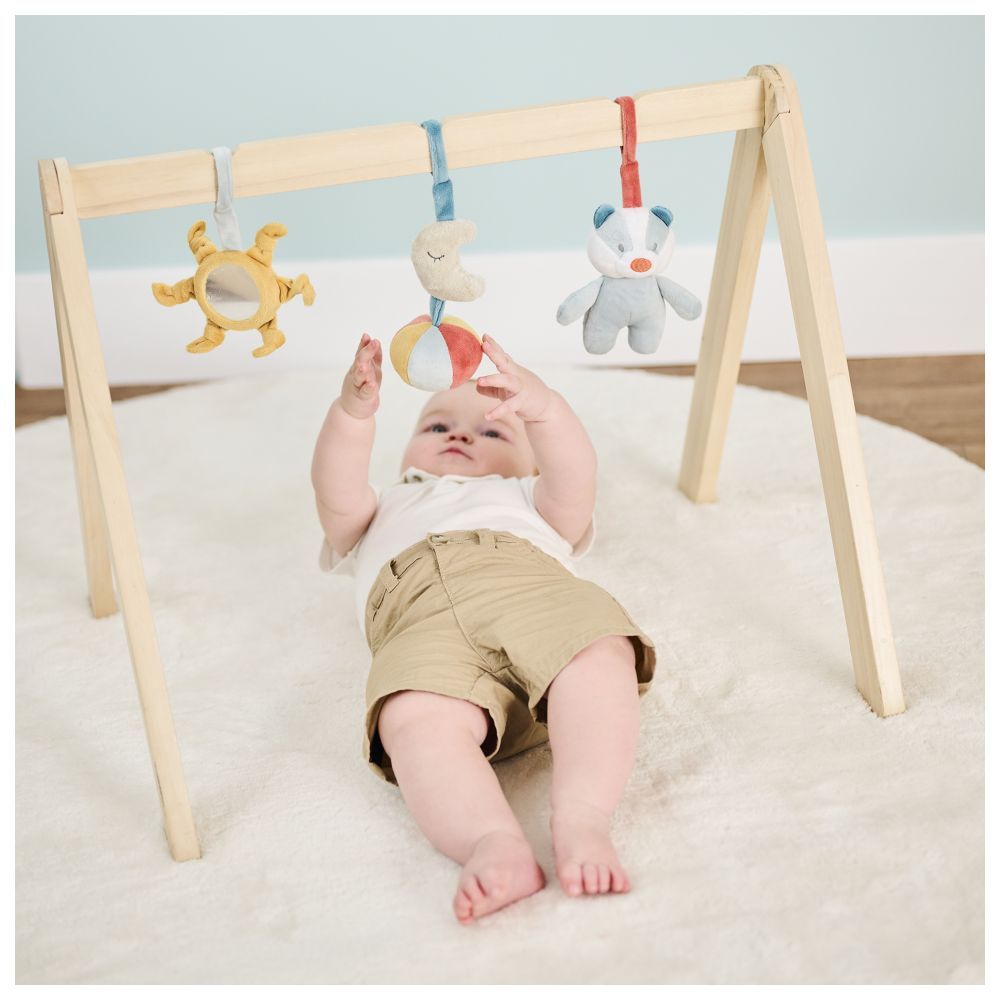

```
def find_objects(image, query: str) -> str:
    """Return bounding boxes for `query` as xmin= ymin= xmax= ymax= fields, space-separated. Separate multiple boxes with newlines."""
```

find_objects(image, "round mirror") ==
xmin=205 ymin=264 xmax=260 ymax=321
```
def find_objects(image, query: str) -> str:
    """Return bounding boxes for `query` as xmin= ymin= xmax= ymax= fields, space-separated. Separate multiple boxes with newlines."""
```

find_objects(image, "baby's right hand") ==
xmin=339 ymin=333 xmax=382 ymax=420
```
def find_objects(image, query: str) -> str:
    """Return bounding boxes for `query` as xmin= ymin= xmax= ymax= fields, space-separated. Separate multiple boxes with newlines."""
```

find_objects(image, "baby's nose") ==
xmin=448 ymin=429 xmax=473 ymax=443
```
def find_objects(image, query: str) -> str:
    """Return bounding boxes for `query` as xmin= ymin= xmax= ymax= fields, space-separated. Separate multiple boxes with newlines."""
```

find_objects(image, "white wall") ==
xmin=15 ymin=234 xmax=984 ymax=388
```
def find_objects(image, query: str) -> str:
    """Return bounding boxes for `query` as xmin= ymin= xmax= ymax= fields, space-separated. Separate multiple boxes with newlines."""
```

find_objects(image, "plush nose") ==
xmin=630 ymin=258 xmax=652 ymax=273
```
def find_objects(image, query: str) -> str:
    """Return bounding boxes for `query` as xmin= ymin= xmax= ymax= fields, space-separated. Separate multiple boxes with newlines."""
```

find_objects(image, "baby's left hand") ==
xmin=476 ymin=335 xmax=556 ymax=423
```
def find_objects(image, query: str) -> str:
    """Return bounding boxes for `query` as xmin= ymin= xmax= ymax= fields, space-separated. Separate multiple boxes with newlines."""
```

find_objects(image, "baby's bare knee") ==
xmin=543 ymin=634 xmax=637 ymax=704
xmin=592 ymin=634 xmax=637 ymax=665
xmin=377 ymin=689 xmax=490 ymax=756
xmin=568 ymin=634 xmax=636 ymax=672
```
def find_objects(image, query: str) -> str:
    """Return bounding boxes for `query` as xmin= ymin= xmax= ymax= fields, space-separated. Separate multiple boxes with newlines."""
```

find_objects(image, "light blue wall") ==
xmin=16 ymin=14 xmax=984 ymax=272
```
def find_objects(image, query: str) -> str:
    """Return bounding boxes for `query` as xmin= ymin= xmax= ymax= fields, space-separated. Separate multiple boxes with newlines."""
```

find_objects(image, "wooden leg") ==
xmin=678 ymin=123 xmax=770 ymax=502
xmin=42 ymin=158 xmax=202 ymax=860
xmin=752 ymin=66 xmax=905 ymax=717
xmin=39 ymin=162 xmax=117 ymax=618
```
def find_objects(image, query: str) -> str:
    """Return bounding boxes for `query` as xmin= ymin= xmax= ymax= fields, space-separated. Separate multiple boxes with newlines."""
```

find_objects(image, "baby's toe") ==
xmin=610 ymin=866 xmax=630 ymax=893
xmin=558 ymin=862 xmax=584 ymax=897
xmin=582 ymin=863 xmax=601 ymax=894
xmin=597 ymin=865 xmax=612 ymax=893
xmin=454 ymin=889 xmax=474 ymax=923
xmin=477 ymin=867 xmax=508 ymax=902
xmin=466 ymin=874 xmax=488 ymax=903
xmin=454 ymin=875 xmax=486 ymax=920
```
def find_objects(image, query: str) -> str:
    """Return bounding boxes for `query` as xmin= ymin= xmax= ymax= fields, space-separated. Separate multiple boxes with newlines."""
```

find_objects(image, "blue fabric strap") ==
xmin=421 ymin=119 xmax=455 ymax=222
xmin=422 ymin=119 xmax=453 ymax=324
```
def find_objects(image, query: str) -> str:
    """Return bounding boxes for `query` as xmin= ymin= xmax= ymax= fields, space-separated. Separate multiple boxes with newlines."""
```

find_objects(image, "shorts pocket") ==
xmin=366 ymin=552 xmax=430 ymax=647
xmin=365 ymin=580 xmax=388 ymax=622
xmin=364 ymin=585 xmax=387 ymax=648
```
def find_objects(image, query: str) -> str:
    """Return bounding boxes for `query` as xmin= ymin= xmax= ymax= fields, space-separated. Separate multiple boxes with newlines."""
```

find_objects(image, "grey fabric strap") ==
xmin=211 ymin=146 xmax=243 ymax=250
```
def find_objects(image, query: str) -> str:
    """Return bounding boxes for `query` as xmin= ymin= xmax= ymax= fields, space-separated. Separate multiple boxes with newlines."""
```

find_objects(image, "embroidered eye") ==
xmin=652 ymin=243 xmax=659 ymax=251
xmin=427 ymin=252 xmax=446 ymax=262
xmin=617 ymin=243 xmax=625 ymax=252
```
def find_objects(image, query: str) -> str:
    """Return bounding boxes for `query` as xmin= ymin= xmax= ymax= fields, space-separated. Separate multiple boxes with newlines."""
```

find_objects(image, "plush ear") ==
xmin=593 ymin=203 xmax=616 ymax=229
xmin=650 ymin=206 xmax=674 ymax=228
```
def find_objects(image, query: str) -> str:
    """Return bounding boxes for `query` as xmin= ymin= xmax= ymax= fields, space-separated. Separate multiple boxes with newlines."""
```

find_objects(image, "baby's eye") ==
xmin=426 ymin=422 xmax=448 ymax=433
xmin=481 ymin=429 xmax=504 ymax=439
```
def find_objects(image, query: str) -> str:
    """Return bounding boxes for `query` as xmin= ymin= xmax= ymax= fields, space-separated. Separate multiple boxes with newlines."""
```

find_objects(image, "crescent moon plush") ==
xmin=410 ymin=219 xmax=485 ymax=302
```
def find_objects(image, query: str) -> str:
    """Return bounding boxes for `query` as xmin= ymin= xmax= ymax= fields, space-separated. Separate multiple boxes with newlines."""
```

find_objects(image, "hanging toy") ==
xmin=151 ymin=146 xmax=315 ymax=357
xmin=556 ymin=96 xmax=702 ymax=355
xmin=390 ymin=119 xmax=485 ymax=391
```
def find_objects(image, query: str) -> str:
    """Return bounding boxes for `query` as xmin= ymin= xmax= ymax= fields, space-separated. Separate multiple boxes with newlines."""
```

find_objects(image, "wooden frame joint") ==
xmin=38 ymin=158 xmax=65 ymax=216
xmin=749 ymin=64 xmax=792 ymax=134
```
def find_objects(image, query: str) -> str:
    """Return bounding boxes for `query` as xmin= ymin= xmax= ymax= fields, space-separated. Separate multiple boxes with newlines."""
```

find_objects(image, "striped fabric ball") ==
xmin=389 ymin=313 xmax=483 ymax=391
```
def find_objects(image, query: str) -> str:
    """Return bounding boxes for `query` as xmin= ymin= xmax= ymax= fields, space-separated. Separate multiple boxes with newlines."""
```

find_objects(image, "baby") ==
xmin=312 ymin=332 xmax=656 ymax=923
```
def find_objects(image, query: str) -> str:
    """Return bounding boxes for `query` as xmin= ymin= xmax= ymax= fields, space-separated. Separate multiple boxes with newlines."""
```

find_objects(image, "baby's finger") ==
xmin=353 ymin=347 xmax=377 ymax=377
xmin=485 ymin=393 xmax=520 ymax=421
xmin=477 ymin=372 xmax=520 ymax=393
xmin=481 ymin=334 xmax=513 ymax=373
xmin=353 ymin=358 xmax=373 ymax=385
xmin=485 ymin=333 xmax=515 ymax=366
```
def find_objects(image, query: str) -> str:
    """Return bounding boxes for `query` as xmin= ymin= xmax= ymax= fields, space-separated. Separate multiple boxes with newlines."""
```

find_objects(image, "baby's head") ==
xmin=399 ymin=379 xmax=539 ymax=479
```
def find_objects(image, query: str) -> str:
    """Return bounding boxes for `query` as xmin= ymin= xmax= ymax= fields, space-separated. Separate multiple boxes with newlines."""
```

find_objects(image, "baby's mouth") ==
xmin=441 ymin=447 xmax=471 ymax=459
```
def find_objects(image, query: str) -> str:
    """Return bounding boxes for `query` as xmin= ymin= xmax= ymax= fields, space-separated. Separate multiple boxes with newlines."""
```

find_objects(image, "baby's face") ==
xmin=399 ymin=380 xmax=539 ymax=480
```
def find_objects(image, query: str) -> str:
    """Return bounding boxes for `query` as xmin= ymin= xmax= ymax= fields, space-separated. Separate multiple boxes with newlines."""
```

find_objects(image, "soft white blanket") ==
xmin=15 ymin=366 xmax=984 ymax=984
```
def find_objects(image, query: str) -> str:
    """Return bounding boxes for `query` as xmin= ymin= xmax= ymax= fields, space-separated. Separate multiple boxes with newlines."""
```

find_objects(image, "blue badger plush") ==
xmin=556 ymin=204 xmax=702 ymax=354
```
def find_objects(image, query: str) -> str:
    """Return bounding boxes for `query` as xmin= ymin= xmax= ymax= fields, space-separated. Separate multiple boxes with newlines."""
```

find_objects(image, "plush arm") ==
xmin=556 ymin=278 xmax=603 ymax=326
xmin=151 ymin=277 xmax=196 ymax=307
xmin=656 ymin=275 xmax=702 ymax=320
xmin=523 ymin=391 xmax=597 ymax=550
xmin=311 ymin=398 xmax=378 ymax=558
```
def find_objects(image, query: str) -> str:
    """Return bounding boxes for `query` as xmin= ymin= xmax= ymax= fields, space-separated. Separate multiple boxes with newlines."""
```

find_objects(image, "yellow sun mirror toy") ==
xmin=151 ymin=147 xmax=315 ymax=357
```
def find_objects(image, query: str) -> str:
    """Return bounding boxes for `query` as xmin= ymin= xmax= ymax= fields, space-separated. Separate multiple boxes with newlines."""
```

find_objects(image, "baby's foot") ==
xmin=453 ymin=831 xmax=546 ymax=924
xmin=550 ymin=801 xmax=631 ymax=896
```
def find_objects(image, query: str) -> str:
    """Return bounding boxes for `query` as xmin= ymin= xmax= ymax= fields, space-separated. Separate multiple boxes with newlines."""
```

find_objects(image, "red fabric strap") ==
xmin=615 ymin=95 xmax=642 ymax=208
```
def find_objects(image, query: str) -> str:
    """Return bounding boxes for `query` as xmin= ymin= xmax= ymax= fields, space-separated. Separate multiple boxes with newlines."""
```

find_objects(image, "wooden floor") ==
xmin=15 ymin=354 xmax=985 ymax=469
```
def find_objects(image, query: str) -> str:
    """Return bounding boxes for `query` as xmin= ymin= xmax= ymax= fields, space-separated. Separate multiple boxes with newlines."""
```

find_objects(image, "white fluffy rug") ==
xmin=15 ymin=366 xmax=984 ymax=984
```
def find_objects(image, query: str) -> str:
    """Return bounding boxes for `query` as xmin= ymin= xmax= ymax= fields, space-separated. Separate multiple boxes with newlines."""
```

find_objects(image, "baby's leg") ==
xmin=376 ymin=689 xmax=545 ymax=923
xmin=544 ymin=634 xmax=640 ymax=897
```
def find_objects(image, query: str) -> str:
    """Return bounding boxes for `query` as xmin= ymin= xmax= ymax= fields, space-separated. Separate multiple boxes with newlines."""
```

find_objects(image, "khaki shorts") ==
xmin=362 ymin=528 xmax=657 ymax=786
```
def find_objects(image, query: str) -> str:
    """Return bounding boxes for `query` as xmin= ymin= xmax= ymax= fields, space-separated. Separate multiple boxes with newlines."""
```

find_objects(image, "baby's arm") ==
xmin=476 ymin=335 xmax=596 ymax=550
xmin=311 ymin=334 xmax=383 ymax=558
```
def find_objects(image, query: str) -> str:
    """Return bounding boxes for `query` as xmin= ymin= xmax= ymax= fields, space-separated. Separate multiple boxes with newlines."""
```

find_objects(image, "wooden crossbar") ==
xmin=41 ymin=77 xmax=764 ymax=220
xmin=37 ymin=64 xmax=905 ymax=863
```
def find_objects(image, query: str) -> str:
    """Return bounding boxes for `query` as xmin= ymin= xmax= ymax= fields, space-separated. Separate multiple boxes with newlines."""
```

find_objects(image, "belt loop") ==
xmin=475 ymin=528 xmax=496 ymax=549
